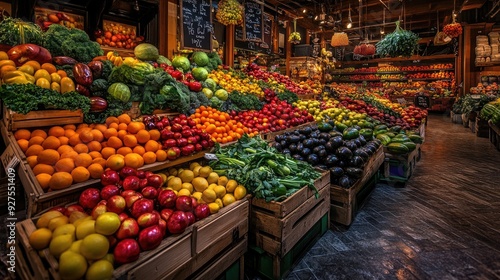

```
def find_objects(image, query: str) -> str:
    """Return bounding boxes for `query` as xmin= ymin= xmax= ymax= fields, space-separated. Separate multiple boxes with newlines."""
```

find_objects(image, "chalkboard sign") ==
xmin=414 ymin=95 xmax=430 ymax=108
xmin=262 ymin=13 xmax=272 ymax=49
xmin=244 ymin=1 xmax=263 ymax=42
xmin=180 ymin=0 xmax=212 ymax=51
xmin=235 ymin=24 xmax=244 ymax=41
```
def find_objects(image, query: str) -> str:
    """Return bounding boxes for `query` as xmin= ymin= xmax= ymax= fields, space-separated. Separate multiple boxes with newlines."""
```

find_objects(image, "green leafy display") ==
xmin=0 ymin=17 xmax=43 ymax=46
xmin=376 ymin=21 xmax=420 ymax=58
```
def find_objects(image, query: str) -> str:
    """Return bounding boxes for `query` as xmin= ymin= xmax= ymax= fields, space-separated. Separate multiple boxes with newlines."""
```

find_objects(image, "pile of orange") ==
xmin=190 ymin=106 xmax=257 ymax=144
xmin=14 ymin=114 xmax=167 ymax=191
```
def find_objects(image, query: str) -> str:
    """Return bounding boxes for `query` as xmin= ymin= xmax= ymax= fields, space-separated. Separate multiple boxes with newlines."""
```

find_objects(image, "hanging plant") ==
xmin=376 ymin=21 xmax=419 ymax=58
xmin=330 ymin=32 xmax=349 ymax=47
xmin=289 ymin=19 xmax=301 ymax=44
xmin=216 ymin=0 xmax=244 ymax=26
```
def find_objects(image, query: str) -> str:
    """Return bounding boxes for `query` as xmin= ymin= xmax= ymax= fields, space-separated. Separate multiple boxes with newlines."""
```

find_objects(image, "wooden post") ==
xmin=225 ymin=25 xmax=235 ymax=67
xmin=273 ymin=19 xmax=279 ymax=54
xmin=158 ymin=0 xmax=178 ymax=58
xmin=305 ymin=29 xmax=310 ymax=45
xmin=286 ymin=22 xmax=291 ymax=76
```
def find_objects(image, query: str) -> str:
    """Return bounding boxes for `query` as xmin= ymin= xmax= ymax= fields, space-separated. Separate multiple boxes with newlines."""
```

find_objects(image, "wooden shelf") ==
xmin=100 ymin=46 xmax=135 ymax=57
xmin=331 ymin=69 xmax=454 ymax=75
xmin=476 ymin=62 xmax=500 ymax=67
xmin=331 ymin=78 xmax=452 ymax=83
xmin=338 ymin=54 xmax=455 ymax=66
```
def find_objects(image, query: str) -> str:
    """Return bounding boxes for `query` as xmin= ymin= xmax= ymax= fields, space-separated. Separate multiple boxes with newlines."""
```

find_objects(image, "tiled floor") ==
xmin=284 ymin=114 xmax=500 ymax=280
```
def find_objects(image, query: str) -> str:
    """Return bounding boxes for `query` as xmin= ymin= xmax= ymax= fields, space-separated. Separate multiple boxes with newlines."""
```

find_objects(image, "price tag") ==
xmin=397 ymin=98 xmax=407 ymax=105
xmin=1 ymin=145 xmax=20 ymax=172
xmin=471 ymin=95 xmax=482 ymax=99
xmin=204 ymin=153 xmax=218 ymax=160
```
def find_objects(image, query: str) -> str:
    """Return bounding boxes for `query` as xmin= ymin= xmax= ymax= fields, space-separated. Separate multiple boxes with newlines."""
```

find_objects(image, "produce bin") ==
xmin=248 ymin=171 xmax=330 ymax=279
xmin=475 ymin=117 xmax=489 ymax=138
xmin=489 ymin=120 xmax=500 ymax=151
xmin=260 ymin=121 xmax=316 ymax=142
xmin=246 ymin=213 xmax=329 ymax=280
xmin=2 ymin=104 xmax=83 ymax=131
xmin=15 ymin=198 xmax=249 ymax=280
xmin=330 ymin=145 xmax=385 ymax=226
xmin=380 ymin=144 xmax=421 ymax=184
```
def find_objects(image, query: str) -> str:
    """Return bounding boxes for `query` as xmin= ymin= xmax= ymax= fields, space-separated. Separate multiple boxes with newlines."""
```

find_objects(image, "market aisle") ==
xmin=285 ymin=114 xmax=500 ymax=280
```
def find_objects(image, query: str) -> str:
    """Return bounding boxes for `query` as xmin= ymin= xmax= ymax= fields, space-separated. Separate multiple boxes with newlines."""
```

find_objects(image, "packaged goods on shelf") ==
xmin=477 ymin=35 xmax=489 ymax=45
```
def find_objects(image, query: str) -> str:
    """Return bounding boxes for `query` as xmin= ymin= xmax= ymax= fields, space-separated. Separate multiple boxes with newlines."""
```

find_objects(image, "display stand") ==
xmin=489 ymin=120 xmax=500 ymax=151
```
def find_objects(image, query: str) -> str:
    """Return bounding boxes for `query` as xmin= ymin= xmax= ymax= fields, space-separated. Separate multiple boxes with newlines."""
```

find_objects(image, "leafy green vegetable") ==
xmin=209 ymin=135 xmax=321 ymax=202
xmin=189 ymin=91 xmax=210 ymax=114
xmin=42 ymin=24 xmax=103 ymax=63
xmin=277 ymin=90 xmax=299 ymax=104
xmin=108 ymin=64 xmax=154 ymax=85
xmin=101 ymin=60 xmax=114 ymax=80
xmin=226 ymin=91 xmax=263 ymax=111
xmin=159 ymin=82 xmax=191 ymax=114
xmin=108 ymin=83 xmax=131 ymax=102
xmin=0 ymin=84 xmax=90 ymax=114
xmin=90 ymin=79 xmax=109 ymax=93
xmin=376 ymin=21 xmax=420 ymax=58
xmin=0 ymin=17 xmax=43 ymax=46
xmin=205 ymin=52 xmax=223 ymax=71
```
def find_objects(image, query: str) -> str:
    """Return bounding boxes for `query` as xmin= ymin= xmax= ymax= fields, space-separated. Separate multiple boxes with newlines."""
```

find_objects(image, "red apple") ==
xmin=144 ymin=171 xmax=154 ymax=178
xmin=175 ymin=196 xmax=193 ymax=212
xmin=139 ymin=178 xmax=148 ymax=189
xmin=116 ymin=218 xmax=140 ymax=240
xmin=91 ymin=204 xmax=107 ymax=219
xmin=158 ymin=218 xmax=167 ymax=235
xmin=158 ymin=189 xmax=177 ymax=209
xmin=122 ymin=176 xmax=140 ymax=191
xmin=167 ymin=211 xmax=188 ymax=234
xmin=125 ymin=194 xmax=142 ymax=209
xmin=136 ymin=170 xmax=146 ymax=179
xmin=185 ymin=211 xmax=195 ymax=226
xmin=120 ymin=166 xmax=137 ymax=179
xmin=101 ymin=170 xmax=120 ymax=186
xmin=50 ymin=206 xmax=67 ymax=216
xmin=79 ymin=188 xmax=101 ymax=209
xmin=114 ymin=239 xmax=141 ymax=264
xmin=130 ymin=198 xmax=154 ymax=218
xmin=194 ymin=204 xmax=210 ymax=220
xmin=160 ymin=208 xmax=174 ymax=222
xmin=138 ymin=225 xmax=163 ymax=251
xmin=147 ymin=174 xmax=163 ymax=188
xmin=100 ymin=185 xmax=120 ymax=200
xmin=107 ymin=195 xmax=126 ymax=214
xmin=120 ymin=190 xmax=137 ymax=197
xmin=141 ymin=186 xmax=158 ymax=199
xmin=137 ymin=211 xmax=160 ymax=228
xmin=191 ymin=197 xmax=198 ymax=209
xmin=118 ymin=212 xmax=129 ymax=222
xmin=65 ymin=205 xmax=84 ymax=217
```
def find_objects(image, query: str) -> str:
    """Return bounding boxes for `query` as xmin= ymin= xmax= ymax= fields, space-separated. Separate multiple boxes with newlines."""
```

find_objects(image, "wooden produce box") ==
xmin=450 ymin=111 xmax=462 ymax=124
xmin=260 ymin=121 xmax=316 ymax=142
xmin=2 ymin=104 xmax=83 ymax=131
xmin=489 ymin=120 xmax=500 ymax=151
xmin=250 ymin=171 xmax=330 ymax=264
xmin=380 ymin=144 xmax=421 ymax=185
xmin=330 ymin=145 xmax=385 ymax=226
xmin=475 ymin=117 xmax=489 ymax=138
xmin=15 ymin=198 xmax=249 ymax=280
xmin=246 ymin=212 xmax=329 ymax=280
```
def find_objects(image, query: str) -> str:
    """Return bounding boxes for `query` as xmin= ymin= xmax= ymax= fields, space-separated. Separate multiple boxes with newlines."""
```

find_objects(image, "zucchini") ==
xmin=387 ymin=142 xmax=410 ymax=154
xmin=385 ymin=132 xmax=396 ymax=138
xmin=373 ymin=129 xmax=388 ymax=136
xmin=359 ymin=128 xmax=374 ymax=140
xmin=389 ymin=125 xmax=402 ymax=133
xmin=374 ymin=124 xmax=388 ymax=131
xmin=343 ymin=127 xmax=360 ymax=140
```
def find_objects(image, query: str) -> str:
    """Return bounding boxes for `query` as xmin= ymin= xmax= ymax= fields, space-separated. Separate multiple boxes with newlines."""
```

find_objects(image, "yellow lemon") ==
xmin=177 ymin=188 xmax=192 ymax=197
xmin=222 ymin=193 xmax=236 ymax=207
xmin=208 ymin=202 xmax=220 ymax=214
xmin=59 ymin=251 xmax=87 ymax=280
xmin=47 ymin=215 xmax=69 ymax=231
xmin=202 ymin=189 xmax=216 ymax=203
xmin=52 ymin=224 xmax=76 ymax=239
xmin=167 ymin=177 xmax=182 ymax=191
xmin=192 ymin=177 xmax=209 ymax=192
xmin=80 ymin=233 xmax=109 ymax=260
xmin=49 ymin=234 xmax=74 ymax=258
xmin=225 ymin=180 xmax=238 ymax=193
xmin=76 ymin=219 xmax=96 ymax=240
xmin=213 ymin=185 xmax=227 ymax=198
xmin=36 ymin=210 xmax=64 ymax=228
xmin=234 ymin=185 xmax=247 ymax=200
xmin=85 ymin=259 xmax=114 ymax=280
xmin=29 ymin=228 xmax=52 ymax=250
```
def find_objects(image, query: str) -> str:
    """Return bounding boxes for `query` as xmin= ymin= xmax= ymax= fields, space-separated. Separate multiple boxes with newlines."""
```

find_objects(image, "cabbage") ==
xmin=108 ymin=83 xmax=131 ymax=102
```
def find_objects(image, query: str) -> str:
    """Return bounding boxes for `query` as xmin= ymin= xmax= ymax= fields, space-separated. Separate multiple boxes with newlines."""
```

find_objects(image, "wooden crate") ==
xmin=246 ymin=213 xmax=329 ymax=280
xmin=15 ymin=198 xmax=249 ymax=280
xmin=2 ymin=104 xmax=83 ymax=131
xmin=0 ymin=122 xmax=26 ymax=160
xmin=489 ymin=120 xmax=500 ymax=151
xmin=380 ymin=144 xmax=421 ymax=184
xmin=475 ymin=117 xmax=489 ymax=138
xmin=330 ymin=145 xmax=385 ymax=226
xmin=450 ymin=111 xmax=462 ymax=124
xmin=250 ymin=171 xmax=330 ymax=258
xmin=260 ymin=122 xmax=316 ymax=142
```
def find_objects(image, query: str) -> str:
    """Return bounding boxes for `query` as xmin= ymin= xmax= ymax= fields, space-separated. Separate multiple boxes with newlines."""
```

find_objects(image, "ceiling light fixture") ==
xmin=133 ymin=0 xmax=139 ymax=11
xmin=347 ymin=4 xmax=353 ymax=29
xmin=303 ymin=8 xmax=307 ymax=13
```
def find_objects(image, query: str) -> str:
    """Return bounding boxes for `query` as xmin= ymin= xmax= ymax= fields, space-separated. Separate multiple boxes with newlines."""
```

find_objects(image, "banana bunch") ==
xmin=216 ymin=0 xmax=244 ymax=26
xmin=289 ymin=32 xmax=301 ymax=44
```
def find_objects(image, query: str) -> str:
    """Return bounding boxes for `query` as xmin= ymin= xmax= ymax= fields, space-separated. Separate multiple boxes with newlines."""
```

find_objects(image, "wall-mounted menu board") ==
xmin=244 ymin=0 xmax=263 ymax=42
xmin=180 ymin=0 xmax=212 ymax=51
xmin=262 ymin=13 xmax=272 ymax=49
xmin=235 ymin=24 xmax=244 ymax=41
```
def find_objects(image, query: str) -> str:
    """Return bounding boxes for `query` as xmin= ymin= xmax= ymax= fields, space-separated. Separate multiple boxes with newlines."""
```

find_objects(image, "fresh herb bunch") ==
xmin=376 ymin=21 xmax=420 ymax=58
xmin=277 ymin=90 xmax=299 ymax=104
xmin=226 ymin=91 xmax=263 ymax=111
xmin=209 ymin=134 xmax=321 ymax=202
xmin=0 ymin=84 xmax=90 ymax=114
